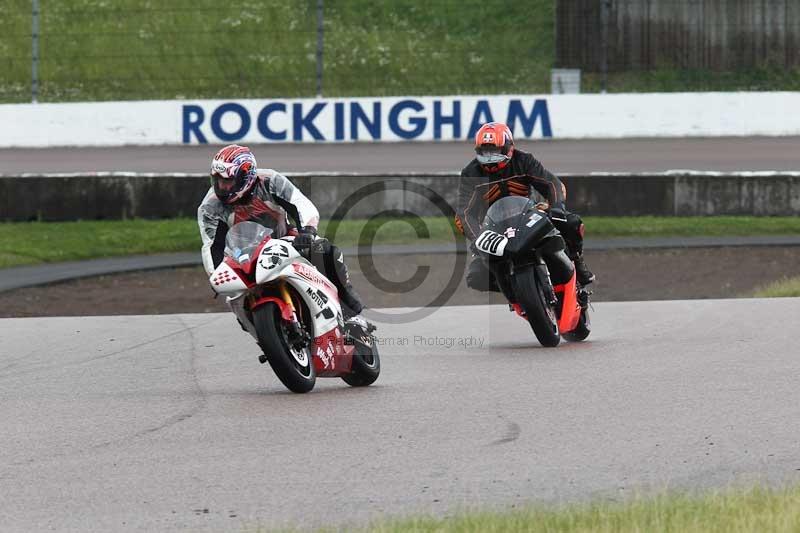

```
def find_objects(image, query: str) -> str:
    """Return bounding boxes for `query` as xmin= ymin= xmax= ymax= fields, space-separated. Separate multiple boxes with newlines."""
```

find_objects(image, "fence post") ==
xmin=316 ymin=0 xmax=323 ymax=97
xmin=31 ymin=0 xmax=40 ymax=103
xmin=600 ymin=0 xmax=610 ymax=93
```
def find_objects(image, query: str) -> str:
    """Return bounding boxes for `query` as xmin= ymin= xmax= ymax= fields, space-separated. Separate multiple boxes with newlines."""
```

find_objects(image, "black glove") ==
xmin=293 ymin=226 xmax=317 ymax=250
xmin=548 ymin=205 xmax=568 ymax=223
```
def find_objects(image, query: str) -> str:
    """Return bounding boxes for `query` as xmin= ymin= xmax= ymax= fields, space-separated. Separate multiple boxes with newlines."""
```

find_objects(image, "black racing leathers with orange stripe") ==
xmin=456 ymin=149 xmax=567 ymax=242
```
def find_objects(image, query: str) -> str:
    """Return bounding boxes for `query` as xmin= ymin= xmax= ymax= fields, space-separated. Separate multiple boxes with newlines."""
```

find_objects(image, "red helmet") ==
xmin=474 ymin=122 xmax=514 ymax=172
xmin=210 ymin=144 xmax=258 ymax=204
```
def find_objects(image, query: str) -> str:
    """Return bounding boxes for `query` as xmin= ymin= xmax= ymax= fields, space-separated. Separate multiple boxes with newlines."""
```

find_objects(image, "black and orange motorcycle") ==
xmin=473 ymin=195 xmax=591 ymax=347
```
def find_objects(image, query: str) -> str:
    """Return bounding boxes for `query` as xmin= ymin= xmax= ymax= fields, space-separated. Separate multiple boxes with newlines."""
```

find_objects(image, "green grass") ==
xmin=0 ymin=218 xmax=201 ymax=268
xmin=354 ymin=486 xmax=800 ymax=533
xmin=753 ymin=277 xmax=800 ymax=298
xmin=0 ymin=0 xmax=553 ymax=103
xmin=0 ymin=217 xmax=460 ymax=269
xmin=323 ymin=217 xmax=457 ymax=249
xmin=582 ymin=66 xmax=800 ymax=93
xmin=2 ymin=216 xmax=799 ymax=269
xmin=7 ymin=1 xmax=797 ymax=103
xmin=581 ymin=216 xmax=800 ymax=238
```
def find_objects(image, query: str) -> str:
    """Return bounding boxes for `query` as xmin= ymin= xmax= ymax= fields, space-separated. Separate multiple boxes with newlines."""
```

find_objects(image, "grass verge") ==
xmin=753 ymin=277 xmax=800 ymax=298
xmin=6 ymin=1 xmax=798 ymax=103
xmin=581 ymin=216 xmax=800 ymax=238
xmin=0 ymin=217 xmax=458 ymax=269
xmin=356 ymin=485 xmax=800 ymax=533
xmin=1 ymin=0 xmax=552 ymax=103
xmin=2 ymin=216 xmax=800 ymax=269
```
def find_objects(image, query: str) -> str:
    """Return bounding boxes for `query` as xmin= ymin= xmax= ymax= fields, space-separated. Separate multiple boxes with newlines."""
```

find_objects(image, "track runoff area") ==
xmin=1 ymin=298 xmax=799 ymax=530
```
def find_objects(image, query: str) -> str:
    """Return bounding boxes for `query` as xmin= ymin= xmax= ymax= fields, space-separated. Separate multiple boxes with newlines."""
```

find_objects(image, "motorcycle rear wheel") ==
xmin=511 ymin=266 xmax=561 ymax=347
xmin=253 ymin=302 xmax=316 ymax=393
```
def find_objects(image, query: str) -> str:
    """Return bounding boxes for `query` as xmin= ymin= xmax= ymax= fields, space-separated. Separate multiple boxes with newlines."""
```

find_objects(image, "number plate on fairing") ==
xmin=475 ymin=230 xmax=509 ymax=256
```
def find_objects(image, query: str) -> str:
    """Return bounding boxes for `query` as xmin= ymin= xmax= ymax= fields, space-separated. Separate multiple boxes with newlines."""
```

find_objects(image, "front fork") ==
xmin=536 ymin=265 xmax=558 ymax=306
xmin=246 ymin=281 xmax=311 ymax=364
xmin=514 ymin=253 xmax=557 ymax=306
xmin=277 ymin=280 xmax=311 ymax=351
xmin=510 ymin=252 xmax=558 ymax=307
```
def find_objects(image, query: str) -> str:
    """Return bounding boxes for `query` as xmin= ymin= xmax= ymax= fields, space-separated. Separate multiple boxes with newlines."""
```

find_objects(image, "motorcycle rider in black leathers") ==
xmin=456 ymin=122 xmax=595 ymax=292
xmin=197 ymin=144 xmax=366 ymax=322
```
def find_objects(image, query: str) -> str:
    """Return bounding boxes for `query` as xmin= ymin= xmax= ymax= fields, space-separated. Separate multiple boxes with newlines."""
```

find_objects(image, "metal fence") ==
xmin=2 ymin=0 xmax=554 ymax=103
xmin=3 ymin=0 xmax=799 ymax=104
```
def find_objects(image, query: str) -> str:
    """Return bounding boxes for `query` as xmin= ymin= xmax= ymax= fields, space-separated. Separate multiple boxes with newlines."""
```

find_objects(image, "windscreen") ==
xmin=224 ymin=221 xmax=273 ymax=263
xmin=483 ymin=196 xmax=534 ymax=228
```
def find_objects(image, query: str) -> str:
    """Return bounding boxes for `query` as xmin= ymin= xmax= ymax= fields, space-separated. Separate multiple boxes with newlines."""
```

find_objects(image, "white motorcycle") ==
xmin=209 ymin=221 xmax=380 ymax=393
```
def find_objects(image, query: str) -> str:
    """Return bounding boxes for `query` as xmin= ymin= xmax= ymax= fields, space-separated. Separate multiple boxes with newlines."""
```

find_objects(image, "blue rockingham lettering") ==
xmin=181 ymin=98 xmax=552 ymax=143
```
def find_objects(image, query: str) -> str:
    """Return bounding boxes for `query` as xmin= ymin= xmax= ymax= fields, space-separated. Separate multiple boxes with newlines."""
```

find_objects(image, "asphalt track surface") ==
xmin=4 ymin=137 xmax=800 ymax=174
xmin=2 ymin=299 xmax=800 ymax=531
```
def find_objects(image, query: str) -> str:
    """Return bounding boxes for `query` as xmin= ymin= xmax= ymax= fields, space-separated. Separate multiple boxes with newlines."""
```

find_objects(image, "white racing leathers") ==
xmin=198 ymin=169 xmax=320 ymax=275
xmin=197 ymin=169 xmax=365 ymax=316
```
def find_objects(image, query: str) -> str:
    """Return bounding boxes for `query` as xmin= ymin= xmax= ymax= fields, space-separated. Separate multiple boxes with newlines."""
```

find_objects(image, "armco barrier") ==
xmin=2 ymin=171 xmax=800 ymax=222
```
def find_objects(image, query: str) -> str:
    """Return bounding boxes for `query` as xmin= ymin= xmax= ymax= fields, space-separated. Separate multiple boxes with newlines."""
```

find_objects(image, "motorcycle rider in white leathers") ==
xmin=197 ymin=144 xmax=366 ymax=320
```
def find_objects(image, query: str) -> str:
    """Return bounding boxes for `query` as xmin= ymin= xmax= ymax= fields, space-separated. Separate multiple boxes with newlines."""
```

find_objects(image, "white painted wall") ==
xmin=1 ymin=92 xmax=798 ymax=147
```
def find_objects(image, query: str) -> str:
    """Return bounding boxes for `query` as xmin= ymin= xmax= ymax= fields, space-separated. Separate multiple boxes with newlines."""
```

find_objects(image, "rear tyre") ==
xmin=563 ymin=307 xmax=591 ymax=342
xmin=342 ymin=332 xmax=381 ymax=387
xmin=253 ymin=303 xmax=316 ymax=393
xmin=511 ymin=266 xmax=561 ymax=347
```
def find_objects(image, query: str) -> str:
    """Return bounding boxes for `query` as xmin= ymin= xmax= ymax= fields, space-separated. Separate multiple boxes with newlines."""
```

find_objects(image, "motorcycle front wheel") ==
xmin=253 ymin=302 xmax=316 ymax=393
xmin=511 ymin=265 xmax=561 ymax=347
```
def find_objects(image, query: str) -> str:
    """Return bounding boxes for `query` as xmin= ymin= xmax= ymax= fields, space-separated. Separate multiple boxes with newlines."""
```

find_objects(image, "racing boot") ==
xmin=345 ymin=313 xmax=376 ymax=335
xmin=554 ymin=211 xmax=595 ymax=286
xmin=573 ymin=253 xmax=595 ymax=286
xmin=562 ymin=234 xmax=595 ymax=286
xmin=340 ymin=291 xmax=365 ymax=321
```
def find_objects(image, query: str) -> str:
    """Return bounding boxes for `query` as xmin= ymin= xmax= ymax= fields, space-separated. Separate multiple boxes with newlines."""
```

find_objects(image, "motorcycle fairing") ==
xmin=313 ymin=327 xmax=354 ymax=375
xmin=481 ymin=197 xmax=556 ymax=258
xmin=553 ymin=270 xmax=581 ymax=333
xmin=254 ymin=240 xmax=343 ymax=338
xmin=210 ymin=259 xmax=251 ymax=293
